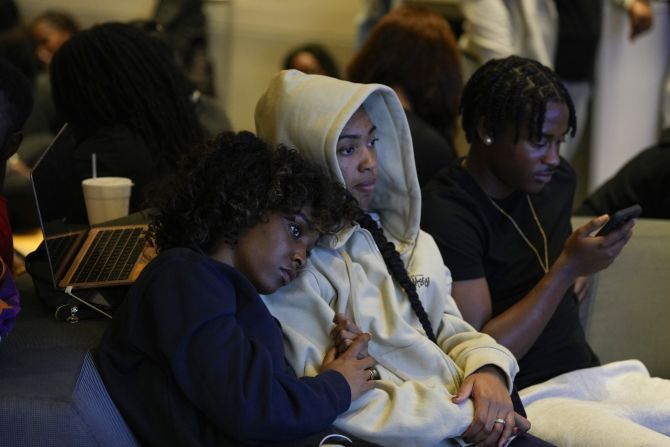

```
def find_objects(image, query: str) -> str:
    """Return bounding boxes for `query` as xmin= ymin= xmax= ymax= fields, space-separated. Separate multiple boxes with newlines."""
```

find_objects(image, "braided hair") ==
xmin=357 ymin=213 xmax=437 ymax=344
xmin=50 ymin=22 xmax=203 ymax=172
xmin=460 ymin=55 xmax=577 ymax=145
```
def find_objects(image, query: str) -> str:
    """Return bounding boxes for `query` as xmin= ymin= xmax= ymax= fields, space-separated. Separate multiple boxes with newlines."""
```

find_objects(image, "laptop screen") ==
xmin=30 ymin=124 xmax=90 ymax=286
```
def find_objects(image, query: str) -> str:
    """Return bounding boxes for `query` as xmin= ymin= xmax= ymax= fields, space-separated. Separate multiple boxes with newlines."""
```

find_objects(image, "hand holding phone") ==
xmin=594 ymin=204 xmax=642 ymax=236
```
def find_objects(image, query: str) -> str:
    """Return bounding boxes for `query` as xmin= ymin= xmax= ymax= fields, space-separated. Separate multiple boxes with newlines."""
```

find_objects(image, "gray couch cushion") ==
xmin=573 ymin=217 xmax=670 ymax=379
xmin=0 ymin=274 xmax=139 ymax=446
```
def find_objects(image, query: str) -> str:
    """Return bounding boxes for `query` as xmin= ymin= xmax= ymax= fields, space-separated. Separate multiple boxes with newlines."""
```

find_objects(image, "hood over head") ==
xmin=255 ymin=70 xmax=420 ymax=244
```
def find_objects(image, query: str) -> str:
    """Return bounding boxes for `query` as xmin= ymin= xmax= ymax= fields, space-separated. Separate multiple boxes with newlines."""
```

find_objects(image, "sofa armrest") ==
xmin=572 ymin=217 xmax=670 ymax=379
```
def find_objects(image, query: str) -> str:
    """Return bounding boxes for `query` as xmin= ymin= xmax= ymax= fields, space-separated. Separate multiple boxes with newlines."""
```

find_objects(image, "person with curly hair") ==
xmin=347 ymin=5 xmax=463 ymax=186
xmin=254 ymin=70 xmax=553 ymax=447
xmin=96 ymin=131 xmax=378 ymax=446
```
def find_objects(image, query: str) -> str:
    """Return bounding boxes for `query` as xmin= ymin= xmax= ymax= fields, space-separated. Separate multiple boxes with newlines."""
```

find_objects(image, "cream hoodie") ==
xmin=255 ymin=70 xmax=518 ymax=447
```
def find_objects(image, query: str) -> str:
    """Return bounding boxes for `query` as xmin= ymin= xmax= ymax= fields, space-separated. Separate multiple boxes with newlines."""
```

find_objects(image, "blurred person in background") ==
xmin=348 ymin=5 xmax=463 ymax=185
xmin=130 ymin=18 xmax=232 ymax=137
xmin=458 ymin=0 xmax=654 ymax=161
xmin=283 ymin=42 xmax=341 ymax=78
xmin=31 ymin=10 xmax=79 ymax=68
xmin=578 ymin=126 xmax=670 ymax=219
xmin=153 ymin=0 xmax=216 ymax=96
xmin=50 ymin=22 xmax=205 ymax=224
xmin=0 ymin=58 xmax=33 ymax=341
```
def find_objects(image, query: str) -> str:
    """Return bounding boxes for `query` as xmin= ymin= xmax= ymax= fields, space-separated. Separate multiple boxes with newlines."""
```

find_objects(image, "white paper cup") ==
xmin=82 ymin=177 xmax=133 ymax=225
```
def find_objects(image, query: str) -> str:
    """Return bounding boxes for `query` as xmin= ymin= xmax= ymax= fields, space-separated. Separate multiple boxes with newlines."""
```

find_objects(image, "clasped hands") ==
xmin=331 ymin=313 xmax=530 ymax=447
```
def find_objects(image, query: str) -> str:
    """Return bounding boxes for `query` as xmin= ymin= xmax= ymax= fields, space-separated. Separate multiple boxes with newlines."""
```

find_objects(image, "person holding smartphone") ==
xmin=421 ymin=56 xmax=670 ymax=446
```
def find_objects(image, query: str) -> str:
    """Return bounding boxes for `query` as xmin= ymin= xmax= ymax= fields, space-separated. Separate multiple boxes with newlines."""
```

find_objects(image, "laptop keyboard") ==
xmin=71 ymin=228 xmax=145 ymax=283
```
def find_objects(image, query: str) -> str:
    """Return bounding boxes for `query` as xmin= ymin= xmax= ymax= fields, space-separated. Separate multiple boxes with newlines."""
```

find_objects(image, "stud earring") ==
xmin=484 ymin=136 xmax=493 ymax=145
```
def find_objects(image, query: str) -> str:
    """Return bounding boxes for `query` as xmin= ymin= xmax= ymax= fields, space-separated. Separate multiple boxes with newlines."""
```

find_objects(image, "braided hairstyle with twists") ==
xmin=50 ymin=22 xmax=203 ymax=172
xmin=356 ymin=213 xmax=437 ymax=344
xmin=460 ymin=55 xmax=577 ymax=145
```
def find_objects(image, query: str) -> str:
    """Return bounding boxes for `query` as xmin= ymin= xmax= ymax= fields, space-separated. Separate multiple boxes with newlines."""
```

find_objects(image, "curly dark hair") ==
xmin=460 ymin=55 xmax=577 ymax=144
xmin=348 ymin=5 xmax=462 ymax=147
xmin=149 ymin=131 xmax=360 ymax=253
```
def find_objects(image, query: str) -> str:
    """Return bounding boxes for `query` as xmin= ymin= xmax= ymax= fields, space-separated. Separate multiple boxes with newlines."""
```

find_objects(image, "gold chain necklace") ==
xmin=488 ymin=194 xmax=549 ymax=274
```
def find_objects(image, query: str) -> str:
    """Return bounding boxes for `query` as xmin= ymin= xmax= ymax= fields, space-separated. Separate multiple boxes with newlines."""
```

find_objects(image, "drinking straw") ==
xmin=92 ymin=153 xmax=97 ymax=179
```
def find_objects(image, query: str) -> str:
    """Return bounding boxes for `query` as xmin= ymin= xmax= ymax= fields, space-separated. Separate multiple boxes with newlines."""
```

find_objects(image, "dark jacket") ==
xmin=96 ymin=248 xmax=350 ymax=446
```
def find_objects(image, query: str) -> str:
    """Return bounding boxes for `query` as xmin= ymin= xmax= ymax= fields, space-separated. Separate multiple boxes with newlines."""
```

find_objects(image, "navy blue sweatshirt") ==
xmin=96 ymin=248 xmax=350 ymax=446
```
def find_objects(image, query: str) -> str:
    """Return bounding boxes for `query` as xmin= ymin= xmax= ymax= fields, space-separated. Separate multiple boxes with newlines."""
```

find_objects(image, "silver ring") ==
xmin=366 ymin=367 xmax=380 ymax=381
xmin=494 ymin=418 xmax=506 ymax=426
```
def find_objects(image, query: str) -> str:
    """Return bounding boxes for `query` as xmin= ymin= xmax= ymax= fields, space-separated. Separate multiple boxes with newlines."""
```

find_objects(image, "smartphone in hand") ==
xmin=595 ymin=204 xmax=642 ymax=236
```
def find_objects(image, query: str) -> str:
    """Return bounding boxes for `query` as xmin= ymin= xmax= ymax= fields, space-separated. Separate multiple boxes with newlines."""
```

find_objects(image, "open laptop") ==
xmin=30 ymin=124 xmax=154 ymax=290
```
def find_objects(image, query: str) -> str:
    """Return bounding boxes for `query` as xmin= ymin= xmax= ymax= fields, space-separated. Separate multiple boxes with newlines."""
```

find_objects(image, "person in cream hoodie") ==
xmin=255 ymin=70 xmax=545 ymax=447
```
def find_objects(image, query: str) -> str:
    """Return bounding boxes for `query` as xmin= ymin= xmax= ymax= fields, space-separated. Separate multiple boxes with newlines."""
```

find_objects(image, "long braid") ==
xmin=357 ymin=213 xmax=437 ymax=344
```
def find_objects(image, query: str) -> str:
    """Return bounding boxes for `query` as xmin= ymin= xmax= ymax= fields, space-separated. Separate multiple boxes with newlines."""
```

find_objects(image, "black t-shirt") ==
xmin=404 ymin=109 xmax=458 ymax=187
xmin=421 ymin=159 xmax=599 ymax=388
